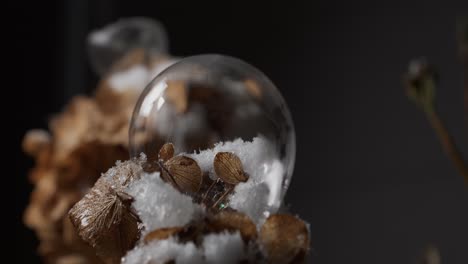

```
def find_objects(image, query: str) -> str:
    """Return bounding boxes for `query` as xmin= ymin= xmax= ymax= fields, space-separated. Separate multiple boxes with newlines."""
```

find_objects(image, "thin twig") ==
xmin=426 ymin=109 xmax=468 ymax=184
xmin=212 ymin=185 xmax=234 ymax=210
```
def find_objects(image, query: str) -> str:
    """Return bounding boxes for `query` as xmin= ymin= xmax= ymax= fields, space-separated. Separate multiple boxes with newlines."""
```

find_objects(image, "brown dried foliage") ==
xmin=69 ymin=160 xmax=144 ymax=263
xmin=163 ymin=155 xmax=203 ymax=193
xmin=206 ymin=210 xmax=257 ymax=242
xmin=23 ymin=52 xmax=170 ymax=263
xmin=214 ymin=152 xmax=248 ymax=185
xmin=158 ymin=142 xmax=175 ymax=162
xmin=260 ymin=214 xmax=310 ymax=264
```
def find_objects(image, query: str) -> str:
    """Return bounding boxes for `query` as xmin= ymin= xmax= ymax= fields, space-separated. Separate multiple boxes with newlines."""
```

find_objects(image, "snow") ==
xmin=126 ymin=171 xmax=203 ymax=236
xmin=122 ymin=237 xmax=203 ymax=264
xmin=202 ymin=232 xmax=245 ymax=264
xmin=109 ymin=65 xmax=149 ymax=92
xmin=186 ymin=136 xmax=284 ymax=223
xmin=108 ymin=59 xmax=177 ymax=92
xmin=122 ymin=232 xmax=245 ymax=264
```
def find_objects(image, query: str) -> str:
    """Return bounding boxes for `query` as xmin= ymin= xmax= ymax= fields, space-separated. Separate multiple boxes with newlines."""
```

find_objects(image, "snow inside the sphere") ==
xmin=126 ymin=171 xmax=204 ymax=236
xmin=122 ymin=232 xmax=245 ymax=264
xmin=186 ymin=135 xmax=284 ymax=223
xmin=126 ymin=136 xmax=284 ymax=234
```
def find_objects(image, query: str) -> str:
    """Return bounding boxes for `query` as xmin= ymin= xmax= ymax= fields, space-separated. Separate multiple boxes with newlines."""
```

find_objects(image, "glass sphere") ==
xmin=88 ymin=17 xmax=168 ymax=76
xmin=129 ymin=54 xmax=295 ymax=221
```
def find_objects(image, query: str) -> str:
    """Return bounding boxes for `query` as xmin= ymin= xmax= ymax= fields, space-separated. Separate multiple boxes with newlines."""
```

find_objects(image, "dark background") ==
xmin=7 ymin=0 xmax=468 ymax=263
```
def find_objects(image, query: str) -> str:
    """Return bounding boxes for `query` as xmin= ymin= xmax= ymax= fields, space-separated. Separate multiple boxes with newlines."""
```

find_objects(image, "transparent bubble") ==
xmin=88 ymin=17 xmax=168 ymax=76
xmin=129 ymin=54 xmax=295 ymax=221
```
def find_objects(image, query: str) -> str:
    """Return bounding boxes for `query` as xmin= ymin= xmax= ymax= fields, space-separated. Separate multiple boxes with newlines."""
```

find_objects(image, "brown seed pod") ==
xmin=159 ymin=142 xmax=175 ymax=162
xmin=260 ymin=214 xmax=310 ymax=264
xmin=163 ymin=156 xmax=203 ymax=193
xmin=144 ymin=226 xmax=184 ymax=244
xmin=206 ymin=210 xmax=257 ymax=242
xmin=214 ymin=152 xmax=248 ymax=185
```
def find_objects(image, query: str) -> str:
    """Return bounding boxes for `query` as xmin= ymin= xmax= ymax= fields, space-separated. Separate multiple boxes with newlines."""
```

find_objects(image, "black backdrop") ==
xmin=7 ymin=0 xmax=468 ymax=263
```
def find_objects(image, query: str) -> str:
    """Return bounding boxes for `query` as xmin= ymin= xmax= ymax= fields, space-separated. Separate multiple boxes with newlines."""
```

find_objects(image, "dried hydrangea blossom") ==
xmin=69 ymin=160 xmax=144 ymax=263
xmin=23 ymin=18 xmax=175 ymax=263
xmin=69 ymin=139 xmax=309 ymax=263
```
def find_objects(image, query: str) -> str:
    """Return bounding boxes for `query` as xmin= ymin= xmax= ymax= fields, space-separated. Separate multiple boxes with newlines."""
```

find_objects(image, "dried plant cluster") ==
xmin=24 ymin=48 xmax=309 ymax=263
xmin=149 ymin=142 xmax=249 ymax=212
xmin=141 ymin=211 xmax=309 ymax=264
xmin=23 ymin=50 xmax=167 ymax=263
xmin=69 ymin=155 xmax=310 ymax=264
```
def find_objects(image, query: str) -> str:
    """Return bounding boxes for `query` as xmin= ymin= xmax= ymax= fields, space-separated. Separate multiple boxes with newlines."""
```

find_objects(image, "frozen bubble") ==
xmin=88 ymin=17 xmax=168 ymax=76
xmin=128 ymin=54 xmax=295 ymax=222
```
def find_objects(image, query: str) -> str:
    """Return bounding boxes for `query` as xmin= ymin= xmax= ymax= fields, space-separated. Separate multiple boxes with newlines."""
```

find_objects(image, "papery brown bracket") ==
xmin=69 ymin=160 xmax=144 ymax=264
xmin=69 ymin=181 xmax=141 ymax=263
xmin=214 ymin=152 xmax=248 ymax=185
xmin=158 ymin=142 xmax=175 ymax=162
xmin=162 ymin=155 xmax=203 ymax=193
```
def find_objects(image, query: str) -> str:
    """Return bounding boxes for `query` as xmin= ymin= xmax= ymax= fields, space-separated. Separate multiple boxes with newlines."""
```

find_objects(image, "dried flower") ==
xmin=158 ymin=142 xmax=175 ymax=162
xmin=163 ymin=155 xmax=203 ymax=193
xmin=68 ymin=159 xmax=144 ymax=263
xmin=144 ymin=226 xmax=184 ymax=244
xmin=214 ymin=152 xmax=248 ymax=185
xmin=69 ymin=180 xmax=141 ymax=264
xmin=206 ymin=210 xmax=257 ymax=242
xmin=260 ymin=214 xmax=310 ymax=264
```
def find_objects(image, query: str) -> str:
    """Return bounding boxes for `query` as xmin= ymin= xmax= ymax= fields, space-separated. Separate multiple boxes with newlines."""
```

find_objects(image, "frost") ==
xmin=126 ymin=172 xmax=203 ymax=236
xmin=122 ymin=232 xmax=245 ymax=264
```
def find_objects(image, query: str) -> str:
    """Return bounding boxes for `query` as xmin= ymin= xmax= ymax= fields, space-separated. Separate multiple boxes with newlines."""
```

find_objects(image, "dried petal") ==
xmin=207 ymin=210 xmax=257 ymax=242
xmin=214 ymin=152 xmax=248 ymax=185
xmin=163 ymin=155 xmax=202 ymax=193
xmin=159 ymin=142 xmax=175 ymax=162
xmin=144 ymin=226 xmax=184 ymax=244
xmin=260 ymin=214 xmax=310 ymax=264
xmin=69 ymin=180 xmax=141 ymax=263
xmin=165 ymin=80 xmax=188 ymax=113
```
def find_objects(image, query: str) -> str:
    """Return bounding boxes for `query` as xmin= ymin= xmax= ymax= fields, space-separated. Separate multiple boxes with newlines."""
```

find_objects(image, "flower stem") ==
xmin=425 ymin=108 xmax=468 ymax=184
